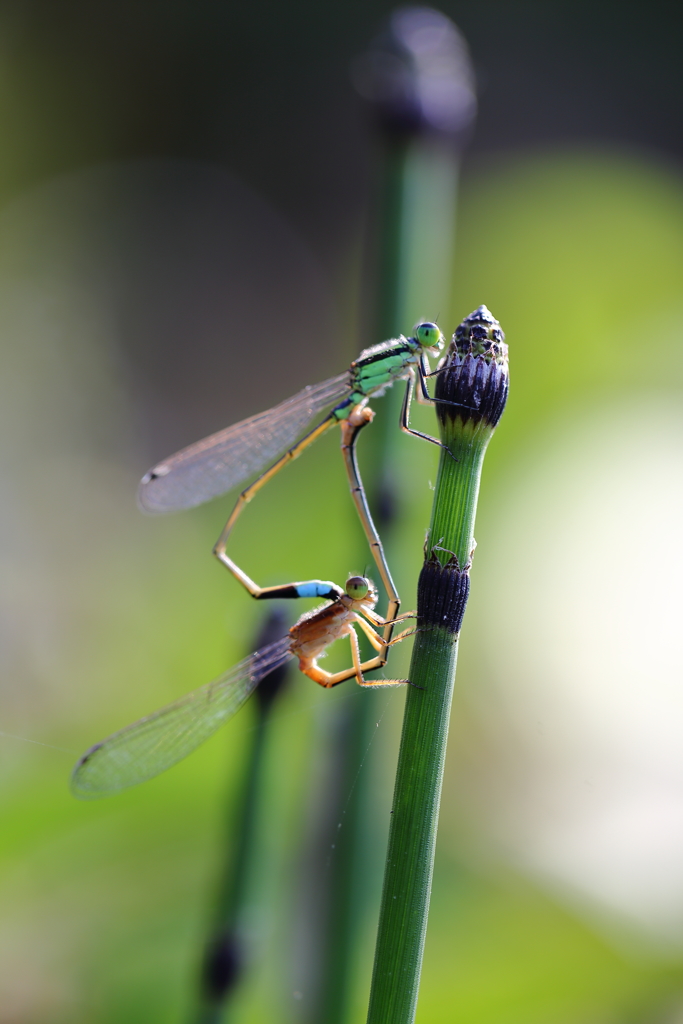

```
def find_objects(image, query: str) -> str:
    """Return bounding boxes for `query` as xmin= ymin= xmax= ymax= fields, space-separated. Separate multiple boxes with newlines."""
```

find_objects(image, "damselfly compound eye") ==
xmin=346 ymin=576 xmax=370 ymax=600
xmin=414 ymin=322 xmax=444 ymax=351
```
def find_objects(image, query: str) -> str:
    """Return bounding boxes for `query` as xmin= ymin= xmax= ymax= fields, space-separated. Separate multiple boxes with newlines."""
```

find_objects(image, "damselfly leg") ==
xmin=339 ymin=405 xmax=400 ymax=645
xmin=212 ymin=412 xmax=340 ymax=600
xmin=213 ymin=403 xmax=406 ymax=645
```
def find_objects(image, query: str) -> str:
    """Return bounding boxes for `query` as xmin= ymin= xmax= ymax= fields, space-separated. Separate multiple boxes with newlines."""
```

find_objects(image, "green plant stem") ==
xmin=308 ymin=66 xmax=469 ymax=1024
xmin=366 ymin=623 xmax=458 ymax=1020
xmin=310 ymin=137 xmax=463 ymax=1024
xmin=365 ymin=447 xmax=482 ymax=1024
xmin=303 ymin=694 xmax=379 ymax=1024
xmin=430 ymin=425 xmax=491 ymax=567
xmin=366 ymin=306 xmax=508 ymax=1024
xmin=195 ymin=713 xmax=268 ymax=1024
xmin=193 ymin=609 xmax=290 ymax=1024
xmin=306 ymin=14 xmax=476 ymax=1020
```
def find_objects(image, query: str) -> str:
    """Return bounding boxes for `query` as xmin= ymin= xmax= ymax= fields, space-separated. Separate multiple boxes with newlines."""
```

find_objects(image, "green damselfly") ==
xmin=138 ymin=322 xmax=451 ymax=643
xmin=71 ymin=576 xmax=415 ymax=798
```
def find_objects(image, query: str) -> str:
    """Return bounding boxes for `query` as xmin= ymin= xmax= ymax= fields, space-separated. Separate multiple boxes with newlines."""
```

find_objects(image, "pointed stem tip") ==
xmin=435 ymin=305 xmax=509 ymax=431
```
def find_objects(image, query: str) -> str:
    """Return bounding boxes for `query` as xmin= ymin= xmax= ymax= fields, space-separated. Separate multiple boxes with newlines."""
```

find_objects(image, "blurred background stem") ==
xmin=299 ymin=10 xmax=476 ymax=1023
xmin=192 ymin=609 xmax=291 ymax=1024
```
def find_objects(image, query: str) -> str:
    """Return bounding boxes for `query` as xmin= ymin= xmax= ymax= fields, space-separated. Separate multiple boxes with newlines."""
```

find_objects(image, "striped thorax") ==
xmin=334 ymin=321 xmax=445 ymax=420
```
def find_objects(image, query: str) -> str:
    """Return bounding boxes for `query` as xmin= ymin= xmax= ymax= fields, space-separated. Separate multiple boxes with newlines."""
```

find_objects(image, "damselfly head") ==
xmin=413 ymin=322 xmax=445 ymax=354
xmin=345 ymin=576 xmax=377 ymax=604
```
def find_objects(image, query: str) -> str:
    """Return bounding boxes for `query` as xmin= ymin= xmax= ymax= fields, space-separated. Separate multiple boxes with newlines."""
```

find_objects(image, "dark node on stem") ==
xmin=417 ymin=553 xmax=470 ymax=634
xmin=201 ymin=929 xmax=242 ymax=1001
xmin=352 ymin=7 xmax=476 ymax=143
xmin=436 ymin=305 xmax=509 ymax=430
xmin=253 ymin=608 xmax=291 ymax=713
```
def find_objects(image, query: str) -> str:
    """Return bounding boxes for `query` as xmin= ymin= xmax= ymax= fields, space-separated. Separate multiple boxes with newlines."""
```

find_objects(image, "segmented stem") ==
xmin=366 ymin=306 xmax=508 ymax=1024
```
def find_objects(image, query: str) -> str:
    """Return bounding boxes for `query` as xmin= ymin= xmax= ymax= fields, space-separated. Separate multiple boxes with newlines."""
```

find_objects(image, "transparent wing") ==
xmin=71 ymin=637 xmax=294 ymax=798
xmin=139 ymin=373 xmax=350 ymax=512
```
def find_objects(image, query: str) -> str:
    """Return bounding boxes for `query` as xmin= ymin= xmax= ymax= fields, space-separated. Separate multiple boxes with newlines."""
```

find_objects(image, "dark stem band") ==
xmin=417 ymin=555 xmax=470 ymax=634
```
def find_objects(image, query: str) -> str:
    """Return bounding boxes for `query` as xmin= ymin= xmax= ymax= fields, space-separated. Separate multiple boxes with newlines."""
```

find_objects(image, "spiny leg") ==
xmin=355 ymin=614 xmax=417 ymax=652
xmin=213 ymin=414 xmax=337 ymax=597
xmin=297 ymin=632 xmax=409 ymax=689
xmin=399 ymin=373 xmax=459 ymax=464
xmin=360 ymin=606 xmax=417 ymax=629
xmin=416 ymin=353 xmax=437 ymax=405
xmin=298 ymin=652 xmax=387 ymax=689
xmin=340 ymin=409 xmax=400 ymax=645
xmin=349 ymin=625 xmax=367 ymax=685
xmin=349 ymin=626 xmax=411 ymax=687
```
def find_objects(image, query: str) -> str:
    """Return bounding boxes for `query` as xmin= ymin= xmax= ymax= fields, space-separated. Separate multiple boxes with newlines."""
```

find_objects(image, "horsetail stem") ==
xmin=366 ymin=305 xmax=509 ymax=1024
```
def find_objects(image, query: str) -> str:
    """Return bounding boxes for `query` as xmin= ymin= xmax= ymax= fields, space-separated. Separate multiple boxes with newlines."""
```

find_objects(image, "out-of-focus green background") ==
xmin=2 ymin=3 xmax=683 ymax=1022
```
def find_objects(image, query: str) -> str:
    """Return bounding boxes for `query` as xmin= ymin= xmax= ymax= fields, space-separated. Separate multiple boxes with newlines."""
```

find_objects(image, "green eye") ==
xmin=346 ymin=576 xmax=370 ymax=600
xmin=415 ymin=322 xmax=444 ymax=350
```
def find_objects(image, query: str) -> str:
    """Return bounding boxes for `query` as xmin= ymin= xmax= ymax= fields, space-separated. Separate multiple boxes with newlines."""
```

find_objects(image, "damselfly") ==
xmin=138 ymin=322 xmax=449 ymax=645
xmin=71 ymin=576 xmax=415 ymax=798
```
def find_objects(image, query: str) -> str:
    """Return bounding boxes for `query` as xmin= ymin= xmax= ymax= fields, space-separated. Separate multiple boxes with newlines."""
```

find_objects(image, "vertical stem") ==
xmin=371 ymin=137 xmax=463 ymax=489
xmin=192 ymin=609 xmax=290 ymax=1024
xmin=364 ymin=520 xmax=473 ymax=1024
xmin=366 ymin=307 xmax=509 ymax=1024
xmin=303 ymin=12 xmax=476 ymax=1021
xmin=195 ymin=714 xmax=267 ymax=1024
xmin=430 ymin=428 xmax=490 ymax=567
xmin=303 ymin=695 xmax=379 ymax=1024
xmin=376 ymin=139 xmax=461 ymax=334
xmin=366 ymin=629 xmax=459 ymax=1021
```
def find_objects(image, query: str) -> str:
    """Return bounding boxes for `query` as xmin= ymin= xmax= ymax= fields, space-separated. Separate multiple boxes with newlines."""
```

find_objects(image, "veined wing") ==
xmin=71 ymin=637 xmax=294 ymax=798
xmin=139 ymin=373 xmax=350 ymax=512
